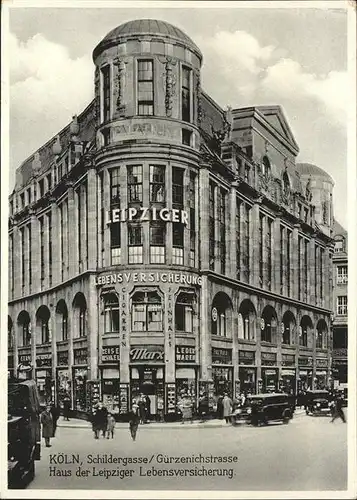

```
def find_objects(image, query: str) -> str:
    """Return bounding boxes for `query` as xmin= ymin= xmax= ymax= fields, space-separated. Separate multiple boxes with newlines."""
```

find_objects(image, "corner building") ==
xmin=8 ymin=20 xmax=335 ymax=419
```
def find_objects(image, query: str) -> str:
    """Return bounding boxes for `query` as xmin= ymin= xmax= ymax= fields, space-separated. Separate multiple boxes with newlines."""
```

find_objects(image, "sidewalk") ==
xmin=58 ymin=409 xmax=306 ymax=430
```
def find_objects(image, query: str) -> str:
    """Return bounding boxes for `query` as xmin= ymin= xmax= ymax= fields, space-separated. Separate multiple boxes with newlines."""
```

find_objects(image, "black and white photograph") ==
xmin=2 ymin=1 xmax=356 ymax=498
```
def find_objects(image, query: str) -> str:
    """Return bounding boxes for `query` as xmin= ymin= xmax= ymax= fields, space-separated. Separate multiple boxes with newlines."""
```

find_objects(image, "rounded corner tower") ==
xmin=92 ymin=19 xmax=203 ymax=152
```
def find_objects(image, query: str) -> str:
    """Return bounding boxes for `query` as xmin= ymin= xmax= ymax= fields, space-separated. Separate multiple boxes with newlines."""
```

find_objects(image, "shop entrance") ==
xmin=262 ymin=368 xmax=278 ymax=393
xmin=130 ymin=366 xmax=164 ymax=419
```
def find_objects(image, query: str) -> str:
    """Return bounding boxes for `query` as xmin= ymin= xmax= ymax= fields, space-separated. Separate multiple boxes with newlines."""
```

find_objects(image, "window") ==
xmin=337 ymin=296 xmax=347 ymax=315
xmin=110 ymin=168 xmax=120 ymax=206
xmin=337 ymin=266 xmax=348 ymax=284
xmin=27 ymin=188 xmax=32 ymax=205
xmin=20 ymin=227 xmax=25 ymax=290
xmin=47 ymin=212 xmax=52 ymax=286
xmin=28 ymin=224 xmax=32 ymax=289
xmin=128 ymin=224 xmax=143 ymax=264
xmin=41 ymin=319 xmax=50 ymax=344
xmin=267 ymin=218 xmax=272 ymax=289
xmin=61 ymin=311 xmax=68 ymax=341
xmin=175 ymin=293 xmax=194 ymax=332
xmin=236 ymin=198 xmax=241 ymax=280
xmin=127 ymin=165 xmax=143 ymax=203
xmin=172 ymin=168 xmax=184 ymax=207
xmin=46 ymin=174 xmax=51 ymax=191
xmin=182 ymin=129 xmax=192 ymax=146
xmin=111 ymin=223 xmax=121 ymax=265
xmin=181 ymin=66 xmax=191 ymax=122
xmin=219 ymin=189 xmax=226 ymax=274
xmin=150 ymin=223 xmax=165 ymax=264
xmin=22 ymin=322 xmax=31 ymax=347
xmin=79 ymin=306 xmax=86 ymax=337
xmin=132 ymin=291 xmax=162 ymax=331
xmin=189 ymin=172 xmax=196 ymax=267
xmin=173 ymin=224 xmax=184 ymax=265
xmin=104 ymin=294 xmax=120 ymax=333
xmin=259 ymin=213 xmax=264 ymax=285
xmin=10 ymin=199 xmax=13 ymax=216
xmin=334 ymin=240 xmax=344 ymax=253
xmin=242 ymin=203 xmax=250 ymax=282
xmin=39 ymin=178 xmax=44 ymax=198
xmin=137 ymin=60 xmax=154 ymax=115
xmin=299 ymin=318 xmax=310 ymax=347
xmin=8 ymin=321 xmax=13 ymax=350
xmin=298 ymin=237 xmax=302 ymax=299
xmin=101 ymin=65 xmax=111 ymax=122
xmin=150 ymin=165 xmax=165 ymax=203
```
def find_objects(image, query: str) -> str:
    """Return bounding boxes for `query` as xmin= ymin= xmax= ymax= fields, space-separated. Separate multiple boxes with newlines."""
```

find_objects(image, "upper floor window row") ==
xmin=100 ymin=60 xmax=193 ymax=123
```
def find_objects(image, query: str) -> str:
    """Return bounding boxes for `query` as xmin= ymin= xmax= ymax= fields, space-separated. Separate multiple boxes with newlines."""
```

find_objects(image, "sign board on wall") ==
xmin=238 ymin=350 xmax=255 ymax=365
xmin=212 ymin=348 xmax=232 ymax=365
xmin=57 ymin=351 xmax=69 ymax=366
xmin=175 ymin=346 xmax=195 ymax=363
xmin=73 ymin=348 xmax=88 ymax=365
xmin=96 ymin=271 xmax=202 ymax=287
xmin=298 ymin=356 xmax=313 ymax=367
xmin=36 ymin=353 xmax=52 ymax=368
xmin=130 ymin=345 xmax=165 ymax=363
xmin=101 ymin=346 xmax=120 ymax=363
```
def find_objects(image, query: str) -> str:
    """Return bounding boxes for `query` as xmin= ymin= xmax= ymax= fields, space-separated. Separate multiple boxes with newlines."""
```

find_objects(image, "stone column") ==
xmin=51 ymin=201 xmax=60 ymax=285
xmin=87 ymin=275 xmax=99 ymax=380
xmin=214 ymin=186 xmax=219 ymax=272
xmin=97 ymin=172 xmax=103 ymax=268
xmin=250 ymin=203 xmax=260 ymax=287
xmin=87 ymin=168 xmax=97 ymax=270
xmin=198 ymin=167 xmax=210 ymax=270
xmin=273 ymin=217 xmax=281 ymax=295
xmin=50 ymin=306 xmax=57 ymax=382
xmin=292 ymin=226 xmax=299 ymax=300
xmin=103 ymin=169 xmax=111 ymax=267
xmin=199 ymin=276 xmax=211 ymax=381
xmin=308 ymin=238 xmax=316 ymax=305
xmin=30 ymin=214 xmax=41 ymax=294
xmin=67 ymin=184 xmax=78 ymax=277
xmin=62 ymin=199 xmax=69 ymax=282
xmin=228 ymin=186 xmax=236 ymax=277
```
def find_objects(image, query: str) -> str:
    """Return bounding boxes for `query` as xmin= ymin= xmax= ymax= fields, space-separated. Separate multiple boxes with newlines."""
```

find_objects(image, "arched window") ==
xmin=316 ymin=319 xmax=328 ymax=349
xmin=175 ymin=293 xmax=194 ymax=333
xmin=18 ymin=311 xmax=31 ymax=347
xmin=8 ymin=316 xmax=13 ymax=349
xmin=132 ymin=291 xmax=162 ymax=332
xmin=73 ymin=293 xmax=87 ymax=339
xmin=103 ymin=293 xmax=120 ymax=333
xmin=299 ymin=316 xmax=312 ymax=347
xmin=238 ymin=300 xmax=256 ymax=341
xmin=211 ymin=293 xmax=232 ymax=338
xmin=36 ymin=306 xmax=51 ymax=345
xmin=261 ymin=156 xmax=271 ymax=177
xmin=56 ymin=300 xmax=68 ymax=342
xmin=261 ymin=306 xmax=277 ymax=343
xmin=282 ymin=311 xmax=296 ymax=345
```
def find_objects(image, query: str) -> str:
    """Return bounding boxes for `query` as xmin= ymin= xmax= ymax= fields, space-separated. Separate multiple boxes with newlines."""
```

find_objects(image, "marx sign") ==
xmin=130 ymin=345 xmax=164 ymax=363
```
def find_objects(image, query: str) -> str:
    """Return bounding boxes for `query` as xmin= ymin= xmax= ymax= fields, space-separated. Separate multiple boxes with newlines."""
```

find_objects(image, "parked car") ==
xmin=231 ymin=393 xmax=294 ymax=426
xmin=304 ymin=390 xmax=331 ymax=416
xmin=8 ymin=378 xmax=41 ymax=489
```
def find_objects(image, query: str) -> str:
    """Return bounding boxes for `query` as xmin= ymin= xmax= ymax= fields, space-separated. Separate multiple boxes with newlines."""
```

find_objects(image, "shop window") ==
xmin=337 ymin=296 xmax=347 ymax=315
xmin=127 ymin=165 xmax=143 ymax=203
xmin=175 ymin=293 xmax=194 ymax=333
xmin=128 ymin=224 xmax=143 ymax=264
xmin=149 ymin=165 xmax=165 ymax=203
xmin=132 ymin=291 xmax=162 ymax=332
xmin=137 ymin=60 xmax=154 ymax=116
xmin=181 ymin=66 xmax=191 ymax=123
xmin=101 ymin=64 xmax=111 ymax=122
xmin=150 ymin=223 xmax=165 ymax=264
xmin=104 ymin=293 xmax=120 ymax=333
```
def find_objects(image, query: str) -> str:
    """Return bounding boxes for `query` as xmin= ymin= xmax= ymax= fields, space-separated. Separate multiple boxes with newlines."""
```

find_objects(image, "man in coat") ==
xmin=331 ymin=393 xmax=346 ymax=423
xmin=50 ymin=402 xmax=61 ymax=437
xmin=63 ymin=396 xmax=71 ymax=421
xmin=40 ymin=405 xmax=54 ymax=447
xmin=129 ymin=402 xmax=140 ymax=441
xmin=222 ymin=393 xmax=233 ymax=423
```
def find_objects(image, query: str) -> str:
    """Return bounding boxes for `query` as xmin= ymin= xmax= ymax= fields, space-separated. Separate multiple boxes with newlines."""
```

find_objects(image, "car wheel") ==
xmin=282 ymin=410 xmax=291 ymax=424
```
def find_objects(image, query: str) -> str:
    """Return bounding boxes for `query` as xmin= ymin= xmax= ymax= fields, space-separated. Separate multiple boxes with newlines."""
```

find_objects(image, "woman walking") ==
xmin=129 ymin=402 xmax=140 ymax=441
xmin=222 ymin=393 xmax=233 ymax=424
xmin=40 ymin=405 xmax=54 ymax=448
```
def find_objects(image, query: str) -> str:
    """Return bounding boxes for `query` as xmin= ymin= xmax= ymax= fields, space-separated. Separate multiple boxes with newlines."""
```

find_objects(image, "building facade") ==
xmin=8 ymin=19 xmax=335 ymax=419
xmin=331 ymin=220 xmax=348 ymax=389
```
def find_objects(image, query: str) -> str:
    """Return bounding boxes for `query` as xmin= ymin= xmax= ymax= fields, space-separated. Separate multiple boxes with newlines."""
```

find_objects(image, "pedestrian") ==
xmin=50 ymin=402 xmax=61 ymax=437
xmin=63 ymin=395 xmax=71 ymax=421
xmin=222 ymin=393 xmax=233 ymax=423
xmin=138 ymin=394 xmax=146 ymax=424
xmin=198 ymin=393 xmax=209 ymax=422
xmin=180 ymin=395 xmax=194 ymax=424
xmin=216 ymin=395 xmax=224 ymax=419
xmin=106 ymin=412 xmax=116 ymax=439
xmin=98 ymin=403 xmax=108 ymax=437
xmin=145 ymin=395 xmax=151 ymax=422
xmin=91 ymin=403 xmax=101 ymax=439
xmin=40 ymin=404 xmax=54 ymax=448
xmin=129 ymin=402 xmax=140 ymax=441
xmin=331 ymin=394 xmax=346 ymax=423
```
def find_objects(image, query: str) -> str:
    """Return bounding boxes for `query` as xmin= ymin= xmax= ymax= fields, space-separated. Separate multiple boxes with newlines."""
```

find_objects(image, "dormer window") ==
xmin=334 ymin=239 xmax=344 ymax=253
xmin=137 ymin=60 xmax=154 ymax=116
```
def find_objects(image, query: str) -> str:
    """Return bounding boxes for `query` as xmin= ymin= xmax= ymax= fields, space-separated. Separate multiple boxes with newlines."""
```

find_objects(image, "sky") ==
xmin=7 ymin=3 xmax=349 ymax=227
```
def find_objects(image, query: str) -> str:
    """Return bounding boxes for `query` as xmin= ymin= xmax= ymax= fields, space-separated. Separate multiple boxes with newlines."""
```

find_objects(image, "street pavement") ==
xmin=28 ymin=409 xmax=348 ymax=492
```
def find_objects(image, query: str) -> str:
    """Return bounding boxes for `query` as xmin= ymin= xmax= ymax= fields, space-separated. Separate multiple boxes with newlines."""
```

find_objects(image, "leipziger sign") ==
xmin=105 ymin=207 xmax=188 ymax=225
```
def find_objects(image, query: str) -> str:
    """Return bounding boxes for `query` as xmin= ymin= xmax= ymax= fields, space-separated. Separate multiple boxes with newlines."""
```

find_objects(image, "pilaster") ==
xmin=198 ymin=168 xmax=210 ymax=270
xmin=51 ymin=201 xmax=60 ymax=285
xmin=87 ymin=168 xmax=97 ymax=269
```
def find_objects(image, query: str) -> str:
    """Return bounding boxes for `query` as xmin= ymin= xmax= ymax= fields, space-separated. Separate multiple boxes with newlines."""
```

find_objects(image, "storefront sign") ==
xmin=175 ymin=346 xmax=195 ymax=363
xmin=101 ymin=346 xmax=120 ymax=363
xmin=36 ymin=353 xmax=52 ymax=368
xmin=18 ymin=353 xmax=31 ymax=364
xmin=119 ymin=384 xmax=129 ymax=415
xmin=316 ymin=358 xmax=328 ymax=368
xmin=165 ymin=383 xmax=176 ymax=413
xmin=105 ymin=207 xmax=188 ymax=225
xmin=130 ymin=346 xmax=165 ymax=362
xmin=281 ymin=369 xmax=296 ymax=376
xmin=212 ymin=347 xmax=232 ymax=365
xmin=57 ymin=351 xmax=69 ymax=366
xmin=73 ymin=348 xmax=88 ymax=365
xmin=298 ymin=356 xmax=313 ymax=367
xmin=238 ymin=350 xmax=255 ymax=365
xmin=167 ymin=288 xmax=174 ymax=348
xmin=96 ymin=271 xmax=202 ymax=287
xmin=282 ymin=354 xmax=295 ymax=366
xmin=120 ymin=288 xmax=127 ymax=348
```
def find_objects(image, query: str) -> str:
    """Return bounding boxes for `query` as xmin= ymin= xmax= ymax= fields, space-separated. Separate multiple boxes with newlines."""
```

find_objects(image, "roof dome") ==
xmin=297 ymin=162 xmax=334 ymax=184
xmin=93 ymin=19 xmax=202 ymax=60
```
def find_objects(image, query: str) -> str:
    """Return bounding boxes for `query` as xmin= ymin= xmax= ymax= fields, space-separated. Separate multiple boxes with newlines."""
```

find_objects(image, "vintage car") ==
xmin=8 ymin=378 xmax=41 ymax=489
xmin=231 ymin=393 xmax=294 ymax=426
xmin=304 ymin=390 xmax=332 ymax=416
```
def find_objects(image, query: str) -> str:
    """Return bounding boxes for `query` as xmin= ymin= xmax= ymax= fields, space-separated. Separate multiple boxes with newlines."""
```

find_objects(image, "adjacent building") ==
xmin=331 ymin=220 xmax=348 ymax=389
xmin=8 ymin=19 xmax=335 ymax=419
